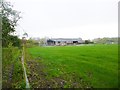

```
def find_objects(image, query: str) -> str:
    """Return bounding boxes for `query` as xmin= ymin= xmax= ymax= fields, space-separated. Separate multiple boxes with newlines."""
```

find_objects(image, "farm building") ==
xmin=45 ymin=38 xmax=84 ymax=46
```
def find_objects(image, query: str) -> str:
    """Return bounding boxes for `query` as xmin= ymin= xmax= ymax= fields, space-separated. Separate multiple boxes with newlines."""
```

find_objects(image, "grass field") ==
xmin=26 ymin=44 xmax=118 ymax=88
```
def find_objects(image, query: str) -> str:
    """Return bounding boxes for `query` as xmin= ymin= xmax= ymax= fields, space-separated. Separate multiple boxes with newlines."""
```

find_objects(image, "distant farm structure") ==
xmin=27 ymin=37 xmax=118 ymax=47
xmin=43 ymin=38 xmax=84 ymax=46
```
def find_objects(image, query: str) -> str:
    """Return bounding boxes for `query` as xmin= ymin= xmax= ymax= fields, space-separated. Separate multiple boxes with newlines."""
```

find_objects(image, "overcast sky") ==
xmin=8 ymin=0 xmax=119 ymax=40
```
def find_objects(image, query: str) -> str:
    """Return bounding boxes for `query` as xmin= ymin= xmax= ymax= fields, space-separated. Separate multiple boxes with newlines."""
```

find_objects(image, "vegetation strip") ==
xmin=22 ymin=46 xmax=30 ymax=88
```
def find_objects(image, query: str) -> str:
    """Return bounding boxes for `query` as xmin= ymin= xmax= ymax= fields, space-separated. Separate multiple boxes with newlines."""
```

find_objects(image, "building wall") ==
xmin=45 ymin=38 xmax=83 ymax=46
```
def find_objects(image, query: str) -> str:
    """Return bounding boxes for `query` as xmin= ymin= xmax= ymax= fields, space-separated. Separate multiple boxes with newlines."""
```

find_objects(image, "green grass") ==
xmin=2 ymin=47 xmax=26 ymax=88
xmin=27 ymin=44 xmax=118 ymax=88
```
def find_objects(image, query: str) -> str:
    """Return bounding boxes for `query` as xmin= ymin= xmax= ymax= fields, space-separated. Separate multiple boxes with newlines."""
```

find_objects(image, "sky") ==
xmin=7 ymin=0 xmax=119 ymax=40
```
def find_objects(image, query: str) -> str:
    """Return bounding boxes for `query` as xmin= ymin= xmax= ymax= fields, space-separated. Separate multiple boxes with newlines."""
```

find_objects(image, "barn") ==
xmin=45 ymin=38 xmax=83 ymax=46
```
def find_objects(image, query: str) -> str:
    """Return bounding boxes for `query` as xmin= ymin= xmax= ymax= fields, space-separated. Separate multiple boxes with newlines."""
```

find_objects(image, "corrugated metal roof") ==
xmin=50 ymin=38 xmax=82 ymax=41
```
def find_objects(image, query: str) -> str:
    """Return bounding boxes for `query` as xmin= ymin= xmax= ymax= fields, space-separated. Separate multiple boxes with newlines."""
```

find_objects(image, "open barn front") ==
xmin=46 ymin=38 xmax=84 ymax=46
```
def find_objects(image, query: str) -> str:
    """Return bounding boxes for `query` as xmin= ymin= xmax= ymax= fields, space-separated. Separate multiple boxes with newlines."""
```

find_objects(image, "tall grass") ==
xmin=2 ymin=47 xmax=25 ymax=88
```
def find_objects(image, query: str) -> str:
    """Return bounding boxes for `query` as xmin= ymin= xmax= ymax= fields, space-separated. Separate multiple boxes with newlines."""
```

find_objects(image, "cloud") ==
xmin=7 ymin=0 xmax=118 ymax=39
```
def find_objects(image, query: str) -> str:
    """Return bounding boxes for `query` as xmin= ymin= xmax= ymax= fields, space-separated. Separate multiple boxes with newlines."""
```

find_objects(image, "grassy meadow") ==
xmin=26 ymin=44 xmax=118 ymax=88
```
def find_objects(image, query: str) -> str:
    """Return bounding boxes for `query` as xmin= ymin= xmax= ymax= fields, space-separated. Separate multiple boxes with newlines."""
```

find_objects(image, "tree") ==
xmin=25 ymin=38 xmax=39 ymax=47
xmin=92 ymin=37 xmax=118 ymax=44
xmin=1 ymin=0 xmax=21 ymax=47
xmin=39 ymin=38 xmax=46 ymax=46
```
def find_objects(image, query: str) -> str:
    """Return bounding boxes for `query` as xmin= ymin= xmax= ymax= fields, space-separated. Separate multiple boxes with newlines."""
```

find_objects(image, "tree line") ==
xmin=92 ymin=37 xmax=118 ymax=44
xmin=1 ymin=1 xmax=21 ymax=47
